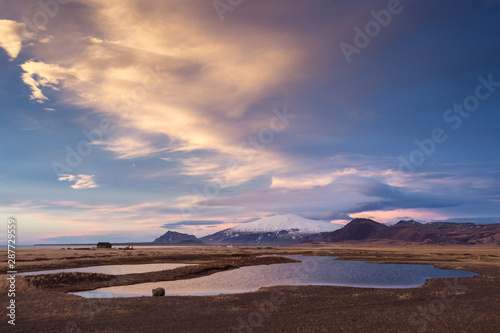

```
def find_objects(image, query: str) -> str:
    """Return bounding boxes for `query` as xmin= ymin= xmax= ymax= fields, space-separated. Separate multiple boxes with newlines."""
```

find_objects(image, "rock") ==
xmin=152 ymin=288 xmax=165 ymax=296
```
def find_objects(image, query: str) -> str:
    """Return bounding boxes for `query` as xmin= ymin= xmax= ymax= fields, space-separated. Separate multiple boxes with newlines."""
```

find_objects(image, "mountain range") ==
xmin=156 ymin=215 xmax=500 ymax=246
xmin=308 ymin=218 xmax=500 ymax=246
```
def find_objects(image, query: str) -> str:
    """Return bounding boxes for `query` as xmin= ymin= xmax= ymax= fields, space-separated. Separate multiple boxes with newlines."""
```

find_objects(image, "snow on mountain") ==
xmin=201 ymin=214 xmax=344 ymax=245
xmin=231 ymin=214 xmax=343 ymax=234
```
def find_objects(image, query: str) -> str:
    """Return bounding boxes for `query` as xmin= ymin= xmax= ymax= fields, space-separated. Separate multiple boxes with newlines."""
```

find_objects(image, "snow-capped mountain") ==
xmin=201 ymin=214 xmax=343 ymax=245
xmin=231 ymin=214 xmax=341 ymax=234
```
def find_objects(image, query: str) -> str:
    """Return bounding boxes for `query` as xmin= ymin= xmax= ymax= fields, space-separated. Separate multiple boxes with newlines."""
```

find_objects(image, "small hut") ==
xmin=97 ymin=242 xmax=112 ymax=248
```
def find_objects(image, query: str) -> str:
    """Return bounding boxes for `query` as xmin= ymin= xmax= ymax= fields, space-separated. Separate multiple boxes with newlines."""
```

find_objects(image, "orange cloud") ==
xmin=13 ymin=0 xmax=315 ymax=187
xmin=351 ymin=209 xmax=450 ymax=223
xmin=0 ymin=19 xmax=32 ymax=59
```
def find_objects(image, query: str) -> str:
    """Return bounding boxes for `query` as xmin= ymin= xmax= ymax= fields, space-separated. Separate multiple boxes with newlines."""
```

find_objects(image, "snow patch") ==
xmin=230 ymin=214 xmax=342 ymax=234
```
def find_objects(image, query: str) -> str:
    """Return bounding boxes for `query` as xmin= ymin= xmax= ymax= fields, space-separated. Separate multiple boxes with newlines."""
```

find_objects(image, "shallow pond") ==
xmin=20 ymin=263 xmax=195 ymax=276
xmin=71 ymin=255 xmax=477 ymax=298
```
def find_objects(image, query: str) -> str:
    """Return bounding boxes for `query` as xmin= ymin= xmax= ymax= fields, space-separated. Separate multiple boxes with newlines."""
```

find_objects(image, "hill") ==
xmin=154 ymin=231 xmax=201 ymax=244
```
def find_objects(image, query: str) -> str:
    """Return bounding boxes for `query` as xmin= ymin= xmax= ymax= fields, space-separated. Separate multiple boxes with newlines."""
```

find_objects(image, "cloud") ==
xmin=4 ymin=0 xmax=499 ymax=242
xmin=38 ymin=232 xmax=154 ymax=244
xmin=270 ymin=168 xmax=401 ymax=190
xmin=0 ymin=19 xmax=31 ymax=59
xmin=204 ymin=174 xmax=462 ymax=222
xmin=9 ymin=0 xmax=313 ymax=185
xmin=437 ymin=217 xmax=500 ymax=225
xmin=58 ymin=174 xmax=100 ymax=189
xmin=20 ymin=60 xmax=88 ymax=102
xmin=350 ymin=209 xmax=450 ymax=224
xmin=161 ymin=220 xmax=224 ymax=229
xmin=93 ymin=136 xmax=167 ymax=159
xmin=0 ymin=198 xmax=254 ymax=242
xmin=342 ymin=177 xmax=461 ymax=211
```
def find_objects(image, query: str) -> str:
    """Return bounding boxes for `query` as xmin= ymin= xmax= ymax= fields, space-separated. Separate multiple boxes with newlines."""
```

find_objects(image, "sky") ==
xmin=0 ymin=0 xmax=499 ymax=244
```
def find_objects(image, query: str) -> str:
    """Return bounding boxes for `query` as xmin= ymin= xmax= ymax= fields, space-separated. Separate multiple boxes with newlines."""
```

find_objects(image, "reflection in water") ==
xmin=71 ymin=255 xmax=477 ymax=298
xmin=20 ymin=263 xmax=195 ymax=276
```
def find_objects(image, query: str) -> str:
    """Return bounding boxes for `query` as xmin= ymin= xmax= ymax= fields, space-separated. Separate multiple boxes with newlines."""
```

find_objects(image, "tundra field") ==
xmin=1 ymin=246 xmax=499 ymax=332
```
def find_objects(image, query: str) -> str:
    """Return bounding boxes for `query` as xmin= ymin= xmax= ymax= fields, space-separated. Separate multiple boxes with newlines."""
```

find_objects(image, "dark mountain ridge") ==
xmin=317 ymin=219 xmax=500 ymax=246
xmin=154 ymin=231 xmax=201 ymax=244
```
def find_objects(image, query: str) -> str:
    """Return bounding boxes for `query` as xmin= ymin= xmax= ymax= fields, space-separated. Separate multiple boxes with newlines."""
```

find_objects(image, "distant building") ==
xmin=97 ymin=242 xmax=112 ymax=248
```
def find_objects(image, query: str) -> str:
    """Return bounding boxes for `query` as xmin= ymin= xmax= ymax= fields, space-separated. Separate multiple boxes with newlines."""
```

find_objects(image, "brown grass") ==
xmin=2 ymin=245 xmax=499 ymax=332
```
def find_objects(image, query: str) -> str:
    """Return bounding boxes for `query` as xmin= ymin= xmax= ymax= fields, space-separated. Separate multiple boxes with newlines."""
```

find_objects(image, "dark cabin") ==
xmin=96 ymin=242 xmax=112 ymax=248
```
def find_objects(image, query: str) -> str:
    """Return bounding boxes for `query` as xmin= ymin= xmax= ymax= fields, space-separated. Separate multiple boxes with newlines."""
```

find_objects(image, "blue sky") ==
xmin=0 ymin=0 xmax=499 ymax=244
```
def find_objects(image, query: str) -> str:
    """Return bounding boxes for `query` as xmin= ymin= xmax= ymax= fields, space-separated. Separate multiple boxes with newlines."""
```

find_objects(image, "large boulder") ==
xmin=152 ymin=287 xmax=165 ymax=296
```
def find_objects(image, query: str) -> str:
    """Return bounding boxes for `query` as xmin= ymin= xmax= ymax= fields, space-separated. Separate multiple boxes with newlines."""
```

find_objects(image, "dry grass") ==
xmin=397 ymin=292 xmax=413 ymax=300
xmin=4 ymin=245 xmax=499 ymax=333
xmin=0 ymin=275 xmax=37 ymax=294
xmin=2 ymin=245 xmax=499 ymax=274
